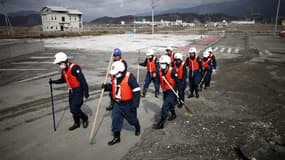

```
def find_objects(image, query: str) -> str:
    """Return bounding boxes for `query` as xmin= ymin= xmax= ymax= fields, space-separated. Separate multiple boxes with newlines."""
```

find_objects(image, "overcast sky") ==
xmin=2 ymin=0 xmax=237 ymax=21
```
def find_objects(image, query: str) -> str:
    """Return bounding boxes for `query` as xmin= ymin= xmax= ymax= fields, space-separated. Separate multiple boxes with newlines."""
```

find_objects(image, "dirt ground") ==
xmin=0 ymin=28 xmax=284 ymax=160
xmin=123 ymin=35 xmax=285 ymax=160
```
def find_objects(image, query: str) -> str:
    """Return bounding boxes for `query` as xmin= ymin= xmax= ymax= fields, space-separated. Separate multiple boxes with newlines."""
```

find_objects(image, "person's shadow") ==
xmin=121 ymin=99 xmax=161 ymax=131
xmin=141 ymin=99 xmax=161 ymax=122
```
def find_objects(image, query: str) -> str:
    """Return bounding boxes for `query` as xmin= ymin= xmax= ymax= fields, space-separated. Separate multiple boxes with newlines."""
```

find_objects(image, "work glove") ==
xmin=101 ymin=83 xmax=107 ymax=90
xmin=49 ymin=78 xmax=54 ymax=85
xmin=178 ymin=98 xmax=184 ymax=104
xmin=177 ymin=98 xmax=184 ymax=108
xmin=85 ymin=92 xmax=89 ymax=99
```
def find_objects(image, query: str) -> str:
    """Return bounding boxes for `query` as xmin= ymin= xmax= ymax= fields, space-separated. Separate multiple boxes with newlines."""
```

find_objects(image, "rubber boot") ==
xmin=205 ymin=81 xmax=210 ymax=88
xmin=69 ymin=116 xmax=80 ymax=131
xmin=155 ymin=91 xmax=159 ymax=98
xmin=152 ymin=119 xmax=165 ymax=129
xmin=80 ymin=112 xmax=89 ymax=128
xmin=135 ymin=123 xmax=141 ymax=136
xmin=199 ymin=84 xmax=203 ymax=91
xmin=195 ymin=94 xmax=199 ymax=98
xmin=168 ymin=111 xmax=176 ymax=121
xmin=195 ymin=88 xmax=199 ymax=98
xmin=140 ymin=89 xmax=146 ymax=97
xmin=188 ymin=92 xmax=194 ymax=98
xmin=108 ymin=132 xmax=121 ymax=145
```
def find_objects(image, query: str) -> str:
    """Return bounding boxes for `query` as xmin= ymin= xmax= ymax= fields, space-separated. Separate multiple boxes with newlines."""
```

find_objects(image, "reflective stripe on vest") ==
xmin=62 ymin=63 xmax=81 ymax=89
xmin=112 ymin=72 xmax=133 ymax=101
xmin=173 ymin=62 xmax=185 ymax=79
xmin=170 ymin=53 xmax=175 ymax=62
xmin=159 ymin=67 xmax=176 ymax=91
xmin=188 ymin=56 xmax=199 ymax=71
xmin=147 ymin=57 xmax=156 ymax=72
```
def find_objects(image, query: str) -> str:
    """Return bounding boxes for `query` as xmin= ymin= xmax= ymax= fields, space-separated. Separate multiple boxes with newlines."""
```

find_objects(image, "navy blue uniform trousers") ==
xmin=161 ymin=90 xmax=176 ymax=121
xmin=188 ymin=70 xmax=201 ymax=95
xmin=69 ymin=87 xmax=87 ymax=120
xmin=112 ymin=101 xmax=139 ymax=133
xmin=143 ymin=72 xmax=160 ymax=92
xmin=177 ymin=79 xmax=186 ymax=101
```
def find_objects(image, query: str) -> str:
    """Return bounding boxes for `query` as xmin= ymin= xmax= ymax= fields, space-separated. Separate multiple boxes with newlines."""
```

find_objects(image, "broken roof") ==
xmin=41 ymin=6 xmax=82 ymax=15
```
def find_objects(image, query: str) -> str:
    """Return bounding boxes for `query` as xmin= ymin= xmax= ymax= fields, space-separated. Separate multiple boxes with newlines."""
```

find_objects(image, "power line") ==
xmin=151 ymin=0 xmax=159 ymax=34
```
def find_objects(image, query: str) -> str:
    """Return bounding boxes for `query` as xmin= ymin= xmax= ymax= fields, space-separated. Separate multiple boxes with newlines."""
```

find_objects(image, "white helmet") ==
xmin=188 ymin=47 xmax=197 ymax=53
xmin=159 ymin=55 xmax=171 ymax=64
xmin=109 ymin=61 xmax=125 ymax=75
xmin=146 ymin=49 xmax=154 ymax=56
xmin=203 ymin=50 xmax=210 ymax=58
xmin=207 ymin=47 xmax=213 ymax=53
xmin=166 ymin=46 xmax=173 ymax=51
xmin=174 ymin=53 xmax=183 ymax=60
xmin=54 ymin=52 xmax=67 ymax=64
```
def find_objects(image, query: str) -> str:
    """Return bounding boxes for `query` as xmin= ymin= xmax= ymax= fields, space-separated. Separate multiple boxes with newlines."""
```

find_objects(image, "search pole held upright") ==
xmin=49 ymin=79 xmax=56 ymax=132
xmin=89 ymin=52 xmax=113 ymax=144
xmin=137 ymin=50 xmax=140 ymax=83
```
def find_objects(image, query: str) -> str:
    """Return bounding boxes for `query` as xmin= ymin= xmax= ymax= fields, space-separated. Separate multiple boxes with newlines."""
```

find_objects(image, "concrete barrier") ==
xmin=0 ymin=39 xmax=44 ymax=60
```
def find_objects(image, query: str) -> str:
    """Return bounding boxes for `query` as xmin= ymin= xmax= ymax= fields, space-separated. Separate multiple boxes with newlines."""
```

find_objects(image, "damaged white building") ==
xmin=41 ymin=6 xmax=83 ymax=32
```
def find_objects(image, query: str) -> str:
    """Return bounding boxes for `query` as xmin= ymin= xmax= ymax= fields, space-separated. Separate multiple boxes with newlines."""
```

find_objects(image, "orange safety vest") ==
xmin=159 ymin=67 xmax=176 ymax=91
xmin=146 ymin=57 xmax=157 ymax=72
xmin=173 ymin=62 xmax=185 ymax=79
xmin=112 ymin=72 xmax=133 ymax=101
xmin=202 ymin=58 xmax=210 ymax=69
xmin=62 ymin=62 xmax=81 ymax=89
xmin=188 ymin=56 xmax=199 ymax=71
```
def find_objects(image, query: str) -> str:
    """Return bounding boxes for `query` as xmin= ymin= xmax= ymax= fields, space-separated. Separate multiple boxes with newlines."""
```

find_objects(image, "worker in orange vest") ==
xmin=106 ymin=48 xmax=128 ymax=111
xmin=173 ymin=53 xmax=187 ymax=108
xmin=139 ymin=49 xmax=160 ymax=98
xmin=200 ymin=50 xmax=212 ymax=90
xmin=153 ymin=55 xmax=179 ymax=129
xmin=206 ymin=47 xmax=217 ymax=87
xmin=49 ymin=52 xmax=89 ymax=131
xmin=102 ymin=61 xmax=141 ymax=145
xmin=185 ymin=47 xmax=202 ymax=98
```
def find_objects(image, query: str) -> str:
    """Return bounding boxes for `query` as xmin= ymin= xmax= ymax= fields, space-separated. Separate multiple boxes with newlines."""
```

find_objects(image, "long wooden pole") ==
xmin=199 ymin=70 xmax=208 ymax=86
xmin=89 ymin=52 xmax=113 ymax=144
xmin=162 ymin=76 xmax=193 ymax=115
xmin=137 ymin=50 xmax=140 ymax=83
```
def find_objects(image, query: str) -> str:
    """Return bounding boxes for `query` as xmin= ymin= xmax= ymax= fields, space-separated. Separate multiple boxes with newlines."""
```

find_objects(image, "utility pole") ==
xmin=0 ymin=0 xmax=13 ymax=35
xmin=274 ymin=0 xmax=280 ymax=36
xmin=151 ymin=0 xmax=159 ymax=35
xmin=133 ymin=14 xmax=136 ymax=34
